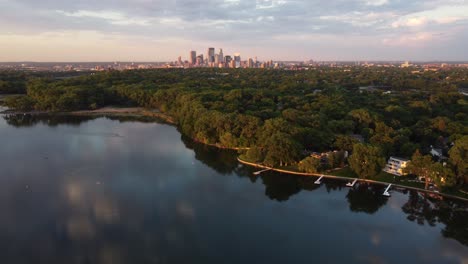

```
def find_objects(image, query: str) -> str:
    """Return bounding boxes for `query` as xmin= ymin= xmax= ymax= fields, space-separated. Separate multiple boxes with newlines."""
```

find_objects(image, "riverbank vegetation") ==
xmin=1 ymin=67 xmax=467 ymax=191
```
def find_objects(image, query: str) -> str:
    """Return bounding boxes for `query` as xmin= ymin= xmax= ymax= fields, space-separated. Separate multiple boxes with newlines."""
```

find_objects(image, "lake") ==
xmin=0 ymin=114 xmax=467 ymax=264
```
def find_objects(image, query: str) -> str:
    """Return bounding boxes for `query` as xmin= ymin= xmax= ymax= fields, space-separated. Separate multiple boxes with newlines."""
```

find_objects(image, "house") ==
xmin=383 ymin=157 xmax=410 ymax=176
xmin=459 ymin=88 xmax=468 ymax=96
xmin=430 ymin=145 xmax=443 ymax=159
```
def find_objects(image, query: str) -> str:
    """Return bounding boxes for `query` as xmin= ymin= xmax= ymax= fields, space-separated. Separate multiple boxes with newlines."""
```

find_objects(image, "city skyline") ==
xmin=0 ymin=0 xmax=468 ymax=62
xmin=180 ymin=47 xmax=275 ymax=68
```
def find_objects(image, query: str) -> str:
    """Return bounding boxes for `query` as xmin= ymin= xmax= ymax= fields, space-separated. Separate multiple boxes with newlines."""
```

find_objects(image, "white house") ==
xmin=383 ymin=157 xmax=410 ymax=176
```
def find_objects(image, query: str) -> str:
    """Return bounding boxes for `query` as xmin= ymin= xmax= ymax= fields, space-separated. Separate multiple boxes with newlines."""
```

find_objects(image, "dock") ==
xmin=314 ymin=175 xmax=324 ymax=185
xmin=253 ymin=168 xmax=272 ymax=175
xmin=346 ymin=179 xmax=358 ymax=187
xmin=383 ymin=184 xmax=392 ymax=197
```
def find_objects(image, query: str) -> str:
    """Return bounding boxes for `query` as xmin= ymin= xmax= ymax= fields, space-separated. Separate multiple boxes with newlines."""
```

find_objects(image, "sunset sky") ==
xmin=1 ymin=0 xmax=467 ymax=61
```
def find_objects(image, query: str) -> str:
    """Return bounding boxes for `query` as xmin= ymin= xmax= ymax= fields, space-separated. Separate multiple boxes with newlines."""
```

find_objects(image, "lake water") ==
xmin=0 ymin=114 xmax=467 ymax=264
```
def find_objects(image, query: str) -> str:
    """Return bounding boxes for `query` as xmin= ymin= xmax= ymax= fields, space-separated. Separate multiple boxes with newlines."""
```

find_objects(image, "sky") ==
xmin=0 ymin=0 xmax=467 ymax=62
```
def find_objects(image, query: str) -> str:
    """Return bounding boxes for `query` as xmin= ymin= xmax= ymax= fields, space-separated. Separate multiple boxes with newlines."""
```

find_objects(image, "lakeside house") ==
xmin=383 ymin=156 xmax=410 ymax=176
xmin=459 ymin=88 xmax=468 ymax=96
xmin=430 ymin=146 xmax=443 ymax=158
xmin=429 ymin=145 xmax=448 ymax=161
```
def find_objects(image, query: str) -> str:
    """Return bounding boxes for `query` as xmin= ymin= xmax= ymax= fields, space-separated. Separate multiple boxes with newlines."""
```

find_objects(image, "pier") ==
xmin=346 ymin=179 xmax=358 ymax=187
xmin=253 ymin=168 xmax=272 ymax=175
xmin=383 ymin=184 xmax=392 ymax=197
xmin=314 ymin=175 xmax=324 ymax=185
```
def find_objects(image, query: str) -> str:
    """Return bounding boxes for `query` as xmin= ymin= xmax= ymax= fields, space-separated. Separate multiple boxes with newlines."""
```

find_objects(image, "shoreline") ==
xmin=2 ymin=106 xmax=467 ymax=202
xmin=0 ymin=107 xmax=177 ymax=124
xmin=0 ymin=107 xmax=249 ymax=150
xmin=237 ymin=157 xmax=468 ymax=202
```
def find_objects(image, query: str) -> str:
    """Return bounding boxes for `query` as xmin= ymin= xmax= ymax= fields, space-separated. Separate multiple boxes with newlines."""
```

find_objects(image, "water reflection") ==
xmin=0 ymin=114 xmax=467 ymax=263
xmin=402 ymin=191 xmax=468 ymax=246
xmin=3 ymin=113 xmax=95 ymax=127
xmin=347 ymin=184 xmax=388 ymax=214
xmin=2 ymin=113 xmax=165 ymax=128
xmin=181 ymin=135 xmax=239 ymax=175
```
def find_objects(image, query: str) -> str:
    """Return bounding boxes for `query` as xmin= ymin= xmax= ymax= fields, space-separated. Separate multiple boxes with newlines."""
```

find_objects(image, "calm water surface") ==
xmin=0 ymin=114 xmax=467 ymax=264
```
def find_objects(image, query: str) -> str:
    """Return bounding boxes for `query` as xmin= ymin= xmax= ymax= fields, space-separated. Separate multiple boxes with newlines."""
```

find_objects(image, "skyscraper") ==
xmin=224 ymin=55 xmax=232 ymax=68
xmin=219 ymin=49 xmax=224 ymax=63
xmin=248 ymin=58 xmax=254 ymax=68
xmin=190 ymin=51 xmax=197 ymax=65
xmin=207 ymin=47 xmax=215 ymax=64
xmin=234 ymin=53 xmax=241 ymax=68
xmin=196 ymin=55 xmax=204 ymax=66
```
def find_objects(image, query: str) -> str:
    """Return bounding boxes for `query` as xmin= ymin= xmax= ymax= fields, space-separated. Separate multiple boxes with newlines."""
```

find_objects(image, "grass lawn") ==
xmin=398 ymin=180 xmax=426 ymax=189
xmin=374 ymin=172 xmax=398 ymax=183
xmin=279 ymin=165 xmax=302 ymax=173
xmin=329 ymin=167 xmax=358 ymax=178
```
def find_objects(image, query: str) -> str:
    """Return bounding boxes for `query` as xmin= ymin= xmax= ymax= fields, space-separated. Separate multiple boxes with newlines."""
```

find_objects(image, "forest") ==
xmin=1 ymin=67 xmax=467 ymax=190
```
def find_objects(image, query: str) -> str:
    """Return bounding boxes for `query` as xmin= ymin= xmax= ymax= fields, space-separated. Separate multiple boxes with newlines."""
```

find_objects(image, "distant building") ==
xmin=234 ymin=53 xmax=241 ymax=68
xmin=224 ymin=55 xmax=232 ymax=68
xmin=218 ymin=49 xmax=224 ymax=63
xmin=190 ymin=51 xmax=197 ymax=65
xmin=196 ymin=55 xmax=204 ymax=66
xmin=401 ymin=61 xmax=410 ymax=68
xmin=248 ymin=58 xmax=254 ymax=68
xmin=383 ymin=157 xmax=410 ymax=176
xmin=207 ymin=47 xmax=215 ymax=64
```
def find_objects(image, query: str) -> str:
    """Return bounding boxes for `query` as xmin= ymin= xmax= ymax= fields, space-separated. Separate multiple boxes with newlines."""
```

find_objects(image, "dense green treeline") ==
xmin=0 ymin=70 xmax=93 ymax=95
xmin=1 ymin=67 xmax=467 ymax=186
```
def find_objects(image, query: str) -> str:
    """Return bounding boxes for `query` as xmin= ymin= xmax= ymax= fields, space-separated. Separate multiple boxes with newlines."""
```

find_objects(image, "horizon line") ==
xmin=2 ymin=60 xmax=468 ymax=64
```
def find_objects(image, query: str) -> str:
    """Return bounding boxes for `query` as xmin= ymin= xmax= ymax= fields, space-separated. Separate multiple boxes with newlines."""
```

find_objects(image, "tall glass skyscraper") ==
xmin=207 ymin=48 xmax=215 ymax=63
xmin=190 ymin=51 xmax=197 ymax=65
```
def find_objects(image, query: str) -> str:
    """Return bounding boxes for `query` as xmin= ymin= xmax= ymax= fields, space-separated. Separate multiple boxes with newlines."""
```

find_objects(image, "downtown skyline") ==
xmin=0 ymin=0 xmax=468 ymax=62
xmin=178 ymin=47 xmax=276 ymax=69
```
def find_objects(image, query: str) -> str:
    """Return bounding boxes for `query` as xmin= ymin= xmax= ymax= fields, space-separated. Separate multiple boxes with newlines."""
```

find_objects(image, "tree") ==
xmin=244 ymin=147 xmax=265 ymax=163
xmin=369 ymin=122 xmax=395 ymax=156
xmin=327 ymin=151 xmax=346 ymax=169
xmin=348 ymin=143 xmax=385 ymax=179
xmin=333 ymin=135 xmax=358 ymax=153
xmin=298 ymin=157 xmax=321 ymax=173
xmin=263 ymin=132 xmax=301 ymax=167
xmin=405 ymin=150 xmax=455 ymax=189
xmin=448 ymin=136 xmax=468 ymax=184
xmin=4 ymin=95 xmax=35 ymax=111
xmin=404 ymin=150 xmax=434 ymax=189
xmin=430 ymin=162 xmax=456 ymax=188
xmin=348 ymin=108 xmax=374 ymax=132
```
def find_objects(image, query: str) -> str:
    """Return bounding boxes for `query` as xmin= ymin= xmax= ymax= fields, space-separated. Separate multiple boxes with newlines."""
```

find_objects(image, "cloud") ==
xmin=382 ymin=32 xmax=435 ymax=46
xmin=0 ymin=0 xmax=467 ymax=60
xmin=56 ymin=10 xmax=152 ymax=26
xmin=363 ymin=0 xmax=388 ymax=7
xmin=391 ymin=4 xmax=468 ymax=28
